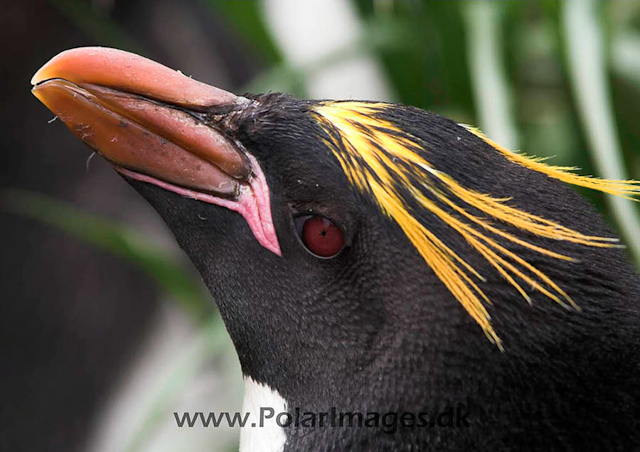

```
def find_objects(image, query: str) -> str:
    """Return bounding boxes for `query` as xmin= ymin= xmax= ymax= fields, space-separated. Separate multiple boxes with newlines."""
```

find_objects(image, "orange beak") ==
xmin=31 ymin=47 xmax=282 ymax=255
xmin=31 ymin=47 xmax=250 ymax=198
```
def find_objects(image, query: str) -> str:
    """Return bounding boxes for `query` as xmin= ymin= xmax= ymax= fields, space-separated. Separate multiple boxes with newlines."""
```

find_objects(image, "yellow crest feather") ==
xmin=312 ymin=101 xmax=640 ymax=348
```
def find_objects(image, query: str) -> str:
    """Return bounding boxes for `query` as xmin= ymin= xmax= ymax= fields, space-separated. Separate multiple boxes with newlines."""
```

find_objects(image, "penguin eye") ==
xmin=295 ymin=215 xmax=345 ymax=258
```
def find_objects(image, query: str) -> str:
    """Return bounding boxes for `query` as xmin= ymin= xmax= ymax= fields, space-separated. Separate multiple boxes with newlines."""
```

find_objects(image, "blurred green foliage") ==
xmin=2 ymin=189 xmax=212 ymax=319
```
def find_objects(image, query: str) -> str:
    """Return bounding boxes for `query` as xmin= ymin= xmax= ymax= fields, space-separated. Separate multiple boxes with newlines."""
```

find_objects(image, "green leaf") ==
xmin=1 ymin=188 xmax=212 ymax=319
xmin=202 ymin=0 xmax=282 ymax=64
xmin=562 ymin=0 xmax=640 ymax=263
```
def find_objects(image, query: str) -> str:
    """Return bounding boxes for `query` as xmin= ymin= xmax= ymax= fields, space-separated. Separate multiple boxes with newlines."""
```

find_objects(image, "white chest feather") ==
xmin=239 ymin=377 xmax=288 ymax=452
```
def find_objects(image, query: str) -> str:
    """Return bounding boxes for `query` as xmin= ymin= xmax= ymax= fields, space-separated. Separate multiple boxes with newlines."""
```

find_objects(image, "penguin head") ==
xmin=32 ymin=47 xmax=640 ymax=449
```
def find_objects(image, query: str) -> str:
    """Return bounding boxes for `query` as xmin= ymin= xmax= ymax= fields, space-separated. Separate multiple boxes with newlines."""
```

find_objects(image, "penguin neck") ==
xmin=239 ymin=376 xmax=288 ymax=452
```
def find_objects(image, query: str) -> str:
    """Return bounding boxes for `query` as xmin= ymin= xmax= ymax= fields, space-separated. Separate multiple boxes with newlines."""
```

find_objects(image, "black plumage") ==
xmin=133 ymin=93 xmax=640 ymax=451
xmin=32 ymin=48 xmax=640 ymax=451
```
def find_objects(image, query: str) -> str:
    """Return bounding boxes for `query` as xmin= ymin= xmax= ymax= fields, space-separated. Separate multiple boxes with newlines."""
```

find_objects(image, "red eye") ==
xmin=297 ymin=216 xmax=345 ymax=258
